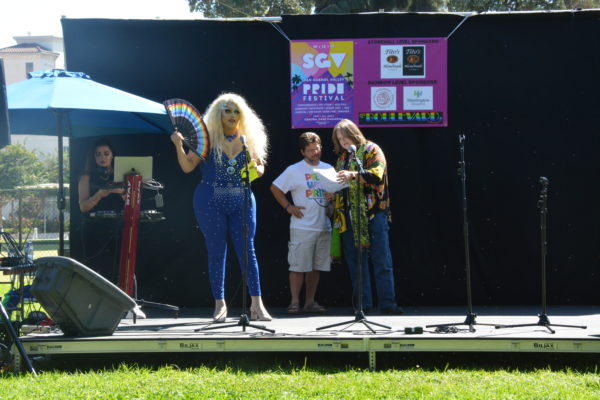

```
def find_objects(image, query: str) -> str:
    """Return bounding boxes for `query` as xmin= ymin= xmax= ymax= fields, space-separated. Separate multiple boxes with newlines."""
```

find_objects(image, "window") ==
xmin=25 ymin=62 xmax=34 ymax=77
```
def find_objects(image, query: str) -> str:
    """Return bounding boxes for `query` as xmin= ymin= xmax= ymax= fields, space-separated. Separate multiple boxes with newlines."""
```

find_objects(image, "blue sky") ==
xmin=0 ymin=0 xmax=197 ymax=49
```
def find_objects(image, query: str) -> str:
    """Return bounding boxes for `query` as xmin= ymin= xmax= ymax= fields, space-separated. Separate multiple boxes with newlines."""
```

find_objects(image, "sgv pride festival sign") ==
xmin=290 ymin=38 xmax=447 ymax=128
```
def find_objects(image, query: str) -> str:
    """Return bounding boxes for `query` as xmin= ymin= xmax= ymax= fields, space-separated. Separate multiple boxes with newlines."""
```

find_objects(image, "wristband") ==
xmin=284 ymin=204 xmax=291 ymax=211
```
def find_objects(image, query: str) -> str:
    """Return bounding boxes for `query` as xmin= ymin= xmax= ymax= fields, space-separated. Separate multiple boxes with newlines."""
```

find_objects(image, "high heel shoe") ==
xmin=250 ymin=296 xmax=272 ymax=321
xmin=250 ymin=306 xmax=272 ymax=321
xmin=213 ymin=299 xmax=227 ymax=322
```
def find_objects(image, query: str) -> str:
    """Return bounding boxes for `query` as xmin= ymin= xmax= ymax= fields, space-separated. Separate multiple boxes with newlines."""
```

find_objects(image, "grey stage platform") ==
xmin=14 ymin=306 xmax=600 ymax=370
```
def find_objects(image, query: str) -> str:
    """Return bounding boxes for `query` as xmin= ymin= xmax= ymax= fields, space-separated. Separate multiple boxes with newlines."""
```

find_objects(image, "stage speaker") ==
xmin=31 ymin=256 xmax=136 ymax=337
xmin=0 ymin=59 xmax=10 ymax=150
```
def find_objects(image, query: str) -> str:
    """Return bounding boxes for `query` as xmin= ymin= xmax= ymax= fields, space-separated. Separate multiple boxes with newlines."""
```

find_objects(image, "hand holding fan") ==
xmin=164 ymin=98 xmax=210 ymax=159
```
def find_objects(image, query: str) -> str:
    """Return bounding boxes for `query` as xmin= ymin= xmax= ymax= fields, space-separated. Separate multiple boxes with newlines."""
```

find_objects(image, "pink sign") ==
xmin=290 ymin=38 xmax=447 ymax=128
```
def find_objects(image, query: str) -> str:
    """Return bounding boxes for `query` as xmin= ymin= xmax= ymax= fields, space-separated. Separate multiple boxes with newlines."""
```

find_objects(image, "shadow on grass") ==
xmin=31 ymin=351 xmax=600 ymax=373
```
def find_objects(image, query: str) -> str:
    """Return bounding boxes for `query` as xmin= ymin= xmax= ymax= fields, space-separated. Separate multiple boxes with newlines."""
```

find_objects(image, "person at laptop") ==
xmin=78 ymin=137 xmax=124 ymax=283
xmin=171 ymin=93 xmax=272 ymax=322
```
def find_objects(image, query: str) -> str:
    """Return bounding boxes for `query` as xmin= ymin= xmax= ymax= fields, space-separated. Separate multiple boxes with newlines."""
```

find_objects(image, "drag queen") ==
xmin=171 ymin=93 xmax=271 ymax=322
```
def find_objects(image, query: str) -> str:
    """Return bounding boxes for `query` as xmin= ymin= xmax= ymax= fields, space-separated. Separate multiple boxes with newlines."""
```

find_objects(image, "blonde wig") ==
xmin=331 ymin=119 xmax=367 ymax=155
xmin=203 ymin=93 xmax=268 ymax=165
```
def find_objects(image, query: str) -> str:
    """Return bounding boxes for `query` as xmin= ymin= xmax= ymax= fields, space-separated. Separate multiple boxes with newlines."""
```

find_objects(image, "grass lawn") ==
xmin=2 ymin=268 xmax=599 ymax=399
xmin=1 ymin=362 xmax=600 ymax=399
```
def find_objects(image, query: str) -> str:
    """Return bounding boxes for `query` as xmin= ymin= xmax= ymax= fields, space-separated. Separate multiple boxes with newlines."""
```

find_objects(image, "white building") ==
xmin=0 ymin=35 xmax=67 ymax=155
xmin=0 ymin=35 xmax=63 ymax=85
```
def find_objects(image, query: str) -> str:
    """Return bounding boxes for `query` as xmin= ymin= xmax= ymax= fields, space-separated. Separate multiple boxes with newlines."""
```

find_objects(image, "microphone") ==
xmin=240 ymin=135 xmax=247 ymax=147
xmin=348 ymin=144 xmax=363 ymax=172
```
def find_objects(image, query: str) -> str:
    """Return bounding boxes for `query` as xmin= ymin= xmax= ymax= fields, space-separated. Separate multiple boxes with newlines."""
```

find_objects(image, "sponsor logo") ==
xmin=371 ymin=87 xmax=396 ymax=111
xmin=402 ymin=46 xmax=425 ymax=77
xmin=359 ymin=111 xmax=443 ymax=125
xmin=381 ymin=45 xmax=404 ymax=78
xmin=403 ymin=86 xmax=433 ymax=111
xmin=406 ymin=55 xmax=420 ymax=64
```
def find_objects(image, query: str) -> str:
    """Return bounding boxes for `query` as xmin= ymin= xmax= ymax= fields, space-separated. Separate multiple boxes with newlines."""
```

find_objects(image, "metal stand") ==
xmin=495 ymin=177 xmax=586 ymax=334
xmin=0 ymin=231 xmax=36 ymax=374
xmin=0 ymin=301 xmax=36 ymax=374
xmin=318 ymin=147 xmax=390 ymax=333
xmin=426 ymin=135 xmax=497 ymax=333
xmin=198 ymin=140 xmax=274 ymax=334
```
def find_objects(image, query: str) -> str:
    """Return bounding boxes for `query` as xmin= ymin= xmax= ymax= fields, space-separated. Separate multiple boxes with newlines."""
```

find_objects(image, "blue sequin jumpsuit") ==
xmin=193 ymin=150 xmax=262 ymax=299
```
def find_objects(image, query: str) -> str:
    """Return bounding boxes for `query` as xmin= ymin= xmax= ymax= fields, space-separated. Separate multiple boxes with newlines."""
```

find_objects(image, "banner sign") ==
xmin=290 ymin=38 xmax=447 ymax=128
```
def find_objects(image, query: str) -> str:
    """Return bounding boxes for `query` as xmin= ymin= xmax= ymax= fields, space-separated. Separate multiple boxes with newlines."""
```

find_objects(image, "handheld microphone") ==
xmin=349 ymin=144 xmax=356 ymax=153
xmin=240 ymin=135 xmax=247 ymax=147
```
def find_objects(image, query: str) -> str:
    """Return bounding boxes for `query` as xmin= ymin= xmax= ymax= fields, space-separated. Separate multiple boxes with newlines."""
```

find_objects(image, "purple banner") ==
xmin=290 ymin=38 xmax=447 ymax=128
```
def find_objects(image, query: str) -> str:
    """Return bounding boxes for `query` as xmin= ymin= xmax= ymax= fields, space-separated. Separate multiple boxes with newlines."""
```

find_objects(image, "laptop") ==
xmin=113 ymin=156 xmax=153 ymax=182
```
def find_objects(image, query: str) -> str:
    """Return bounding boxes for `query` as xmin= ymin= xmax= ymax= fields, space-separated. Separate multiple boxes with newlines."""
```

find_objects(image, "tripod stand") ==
xmin=0 ymin=230 xmax=36 ymax=374
xmin=198 ymin=137 xmax=274 ymax=333
xmin=0 ymin=301 xmax=36 ymax=374
xmin=427 ymin=135 xmax=497 ymax=333
xmin=495 ymin=177 xmax=586 ymax=334
xmin=318 ymin=145 xmax=390 ymax=333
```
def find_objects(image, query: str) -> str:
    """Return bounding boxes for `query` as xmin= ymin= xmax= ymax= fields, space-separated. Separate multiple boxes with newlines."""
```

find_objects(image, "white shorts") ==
xmin=288 ymin=229 xmax=331 ymax=273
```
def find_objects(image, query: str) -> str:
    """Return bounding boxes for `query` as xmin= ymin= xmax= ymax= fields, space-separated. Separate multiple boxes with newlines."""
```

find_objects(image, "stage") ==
xmin=12 ymin=306 xmax=600 ymax=371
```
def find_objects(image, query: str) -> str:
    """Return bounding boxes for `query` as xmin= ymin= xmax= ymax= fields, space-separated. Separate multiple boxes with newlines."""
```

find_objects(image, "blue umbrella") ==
xmin=6 ymin=69 xmax=173 ymax=254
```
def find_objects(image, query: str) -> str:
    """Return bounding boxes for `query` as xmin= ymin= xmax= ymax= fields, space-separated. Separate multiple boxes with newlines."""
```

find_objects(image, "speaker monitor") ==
xmin=32 ymin=256 xmax=136 ymax=336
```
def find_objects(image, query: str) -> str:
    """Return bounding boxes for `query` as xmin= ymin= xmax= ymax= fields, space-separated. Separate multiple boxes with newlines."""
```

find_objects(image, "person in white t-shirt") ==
xmin=271 ymin=132 xmax=335 ymax=314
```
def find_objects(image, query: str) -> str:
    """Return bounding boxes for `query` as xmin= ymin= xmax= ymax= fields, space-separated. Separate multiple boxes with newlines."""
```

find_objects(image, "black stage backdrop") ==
xmin=63 ymin=12 xmax=600 ymax=308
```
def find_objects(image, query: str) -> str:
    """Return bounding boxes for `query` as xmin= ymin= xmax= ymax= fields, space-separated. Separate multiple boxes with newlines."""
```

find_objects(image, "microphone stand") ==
xmin=318 ymin=147 xmax=390 ymax=333
xmin=199 ymin=138 xmax=274 ymax=333
xmin=426 ymin=134 xmax=498 ymax=333
xmin=495 ymin=177 xmax=586 ymax=334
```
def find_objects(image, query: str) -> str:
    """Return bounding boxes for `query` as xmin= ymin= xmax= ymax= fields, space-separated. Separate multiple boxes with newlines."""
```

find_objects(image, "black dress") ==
xmin=80 ymin=167 xmax=124 ymax=284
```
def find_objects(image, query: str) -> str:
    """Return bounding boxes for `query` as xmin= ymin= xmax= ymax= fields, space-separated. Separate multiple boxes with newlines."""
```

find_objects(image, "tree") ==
xmin=0 ymin=145 xmax=46 ymax=232
xmin=188 ymin=0 xmax=444 ymax=15
xmin=315 ymin=0 xmax=443 ymax=12
xmin=188 ymin=0 xmax=314 ymax=17
xmin=40 ymin=149 xmax=70 ymax=186
xmin=447 ymin=0 xmax=599 ymax=12
xmin=0 ymin=144 xmax=46 ymax=190
xmin=188 ymin=0 xmax=599 ymax=16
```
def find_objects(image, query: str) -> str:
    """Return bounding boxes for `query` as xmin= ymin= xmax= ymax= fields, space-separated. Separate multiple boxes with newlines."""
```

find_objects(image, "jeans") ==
xmin=341 ymin=211 xmax=397 ymax=310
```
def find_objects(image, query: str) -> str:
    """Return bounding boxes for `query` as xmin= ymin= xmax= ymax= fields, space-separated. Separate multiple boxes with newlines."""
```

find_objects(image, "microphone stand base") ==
xmin=495 ymin=313 xmax=586 ymax=334
xmin=316 ymin=309 xmax=391 ymax=334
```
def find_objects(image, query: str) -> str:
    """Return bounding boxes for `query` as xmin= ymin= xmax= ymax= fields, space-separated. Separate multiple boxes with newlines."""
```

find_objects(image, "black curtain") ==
xmin=63 ymin=11 xmax=600 ymax=307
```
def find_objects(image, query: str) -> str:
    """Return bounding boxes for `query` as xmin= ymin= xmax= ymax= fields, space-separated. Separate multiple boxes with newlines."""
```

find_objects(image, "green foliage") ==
xmin=0 ymin=145 xmax=46 ymax=190
xmin=39 ymin=150 xmax=70 ymax=185
xmin=188 ymin=0 xmax=314 ymax=17
xmin=315 ymin=0 xmax=443 ymax=12
xmin=188 ymin=0 xmax=599 ymax=15
xmin=448 ymin=0 xmax=600 ymax=11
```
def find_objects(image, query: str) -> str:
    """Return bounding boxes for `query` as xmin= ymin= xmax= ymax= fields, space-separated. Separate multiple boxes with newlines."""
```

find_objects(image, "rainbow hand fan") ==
xmin=164 ymin=98 xmax=210 ymax=159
